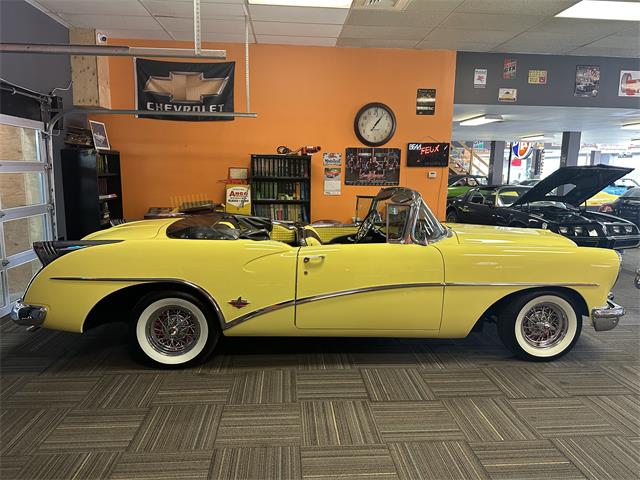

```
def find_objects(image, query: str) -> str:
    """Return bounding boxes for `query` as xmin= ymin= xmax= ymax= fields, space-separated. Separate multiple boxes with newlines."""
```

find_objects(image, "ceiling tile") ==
xmin=156 ymin=16 xmax=246 ymax=33
xmin=201 ymin=0 xmax=245 ymax=3
xmin=248 ymin=5 xmax=348 ymax=24
xmin=506 ymin=30 xmax=614 ymax=47
xmin=404 ymin=0 xmax=465 ymax=13
xmin=491 ymin=42 xmax=576 ymax=54
xmin=416 ymin=38 xmax=499 ymax=50
xmin=141 ymin=1 xmax=245 ymax=17
xmin=336 ymin=37 xmax=418 ymax=48
xmin=256 ymin=35 xmax=337 ymax=46
xmin=58 ymin=13 xmax=163 ymax=30
xmin=438 ymin=12 xmax=547 ymax=31
xmin=99 ymin=29 xmax=172 ymax=41
xmin=170 ymin=31 xmax=253 ymax=43
xmin=533 ymin=18 xmax=632 ymax=36
xmin=455 ymin=0 xmax=575 ymax=16
xmin=566 ymin=46 xmax=640 ymax=58
xmin=252 ymin=21 xmax=342 ymax=37
xmin=340 ymin=25 xmax=427 ymax=40
xmin=579 ymin=31 xmax=640 ymax=49
xmin=36 ymin=0 xmax=148 ymax=16
xmin=421 ymin=28 xmax=517 ymax=44
xmin=345 ymin=9 xmax=449 ymax=27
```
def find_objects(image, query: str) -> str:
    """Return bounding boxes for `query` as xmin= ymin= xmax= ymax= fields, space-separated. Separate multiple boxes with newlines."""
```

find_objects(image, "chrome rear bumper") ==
xmin=635 ymin=269 xmax=639 ymax=289
xmin=591 ymin=299 xmax=624 ymax=332
xmin=11 ymin=300 xmax=46 ymax=328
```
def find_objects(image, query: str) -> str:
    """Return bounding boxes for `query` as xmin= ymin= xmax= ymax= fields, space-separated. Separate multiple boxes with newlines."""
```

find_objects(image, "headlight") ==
xmin=612 ymin=226 xmax=622 ymax=234
xmin=573 ymin=226 xmax=583 ymax=235
xmin=624 ymin=225 xmax=633 ymax=234
xmin=541 ymin=222 xmax=548 ymax=230
xmin=559 ymin=226 xmax=569 ymax=234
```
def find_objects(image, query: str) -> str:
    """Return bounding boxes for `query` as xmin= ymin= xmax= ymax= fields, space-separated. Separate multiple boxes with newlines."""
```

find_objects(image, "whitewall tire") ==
xmin=131 ymin=291 xmax=219 ymax=367
xmin=498 ymin=291 xmax=582 ymax=361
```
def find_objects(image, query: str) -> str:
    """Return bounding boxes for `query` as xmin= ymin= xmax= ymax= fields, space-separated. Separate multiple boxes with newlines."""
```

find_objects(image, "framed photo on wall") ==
xmin=619 ymin=70 xmax=640 ymax=97
xmin=89 ymin=120 xmax=111 ymax=150
xmin=345 ymin=147 xmax=400 ymax=186
xmin=574 ymin=65 xmax=600 ymax=97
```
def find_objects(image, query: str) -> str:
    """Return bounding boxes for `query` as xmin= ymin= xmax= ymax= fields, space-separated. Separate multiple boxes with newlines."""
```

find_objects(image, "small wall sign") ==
xmin=528 ymin=70 xmax=547 ymax=85
xmin=416 ymin=88 xmax=436 ymax=115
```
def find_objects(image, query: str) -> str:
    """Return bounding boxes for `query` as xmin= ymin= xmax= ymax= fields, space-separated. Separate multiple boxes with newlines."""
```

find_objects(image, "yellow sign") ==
xmin=225 ymin=185 xmax=251 ymax=215
xmin=528 ymin=70 xmax=548 ymax=85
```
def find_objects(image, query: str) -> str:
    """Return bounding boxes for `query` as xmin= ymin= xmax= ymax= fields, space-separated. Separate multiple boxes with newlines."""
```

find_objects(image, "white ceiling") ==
xmin=23 ymin=0 xmax=640 ymax=57
xmin=452 ymin=104 xmax=640 ymax=144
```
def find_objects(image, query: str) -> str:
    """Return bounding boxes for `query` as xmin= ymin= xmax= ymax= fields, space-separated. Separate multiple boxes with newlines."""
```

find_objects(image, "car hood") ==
xmin=512 ymin=165 xmax=633 ymax=207
xmin=446 ymin=223 xmax=576 ymax=247
xmin=83 ymin=219 xmax=176 ymax=240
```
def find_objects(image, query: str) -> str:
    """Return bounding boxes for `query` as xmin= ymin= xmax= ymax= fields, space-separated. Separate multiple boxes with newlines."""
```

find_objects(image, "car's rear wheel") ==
xmin=446 ymin=209 xmax=458 ymax=223
xmin=131 ymin=290 xmax=219 ymax=367
xmin=497 ymin=291 xmax=582 ymax=361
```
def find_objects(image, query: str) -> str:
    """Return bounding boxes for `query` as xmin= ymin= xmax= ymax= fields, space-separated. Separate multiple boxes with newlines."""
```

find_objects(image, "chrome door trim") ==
xmin=445 ymin=282 xmax=599 ymax=287
xmin=296 ymin=282 xmax=445 ymax=305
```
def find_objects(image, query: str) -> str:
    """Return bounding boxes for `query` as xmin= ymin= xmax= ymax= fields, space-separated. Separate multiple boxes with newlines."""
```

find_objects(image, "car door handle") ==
xmin=303 ymin=255 xmax=325 ymax=264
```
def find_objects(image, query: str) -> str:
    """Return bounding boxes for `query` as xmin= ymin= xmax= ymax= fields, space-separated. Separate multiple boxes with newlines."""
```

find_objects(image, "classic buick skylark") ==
xmin=13 ymin=188 xmax=625 ymax=367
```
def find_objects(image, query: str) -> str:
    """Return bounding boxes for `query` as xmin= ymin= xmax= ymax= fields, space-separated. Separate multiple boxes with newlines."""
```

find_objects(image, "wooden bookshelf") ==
xmin=250 ymin=154 xmax=311 ymax=223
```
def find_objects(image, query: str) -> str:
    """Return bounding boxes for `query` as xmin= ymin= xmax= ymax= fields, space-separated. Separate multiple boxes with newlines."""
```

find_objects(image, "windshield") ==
xmin=413 ymin=200 xmax=447 ymax=245
xmin=497 ymin=187 xmax=531 ymax=206
xmin=622 ymin=187 xmax=640 ymax=199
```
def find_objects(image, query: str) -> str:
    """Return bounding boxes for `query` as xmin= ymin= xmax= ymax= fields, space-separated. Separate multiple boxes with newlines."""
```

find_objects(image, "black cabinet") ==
xmin=61 ymin=148 xmax=123 ymax=239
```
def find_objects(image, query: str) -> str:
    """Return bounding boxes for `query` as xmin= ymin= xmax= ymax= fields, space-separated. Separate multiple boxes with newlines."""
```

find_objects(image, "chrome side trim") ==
xmin=296 ymin=283 xmax=445 ymax=305
xmin=51 ymin=276 xmax=228 ymax=329
xmin=445 ymin=282 xmax=599 ymax=287
xmin=224 ymin=299 xmax=297 ymax=328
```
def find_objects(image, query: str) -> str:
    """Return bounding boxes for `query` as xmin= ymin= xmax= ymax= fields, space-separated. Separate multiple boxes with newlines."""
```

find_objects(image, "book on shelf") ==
xmin=253 ymin=181 xmax=308 ymax=201
xmin=253 ymin=203 xmax=308 ymax=223
xmin=252 ymin=155 xmax=309 ymax=178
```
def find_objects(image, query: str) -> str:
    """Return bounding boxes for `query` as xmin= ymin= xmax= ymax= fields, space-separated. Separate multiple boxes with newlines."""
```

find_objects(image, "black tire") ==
xmin=130 ymin=290 xmax=220 ymax=368
xmin=446 ymin=209 xmax=458 ymax=223
xmin=497 ymin=290 xmax=582 ymax=361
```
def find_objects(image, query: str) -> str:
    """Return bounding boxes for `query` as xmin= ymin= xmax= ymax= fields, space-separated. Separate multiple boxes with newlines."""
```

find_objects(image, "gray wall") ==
xmin=0 ymin=0 xmax=72 ymax=238
xmin=455 ymin=51 xmax=640 ymax=108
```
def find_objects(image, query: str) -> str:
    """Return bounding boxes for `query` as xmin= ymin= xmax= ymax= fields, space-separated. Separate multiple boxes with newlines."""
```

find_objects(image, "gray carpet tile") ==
xmin=0 ymin=375 xmax=29 ymax=401
xmin=151 ymin=373 xmax=233 ymax=405
xmin=542 ymin=368 xmax=634 ymax=396
xmin=509 ymin=398 xmax=626 ymax=438
xmin=348 ymin=351 xmax=422 ymax=369
xmin=215 ymin=404 xmax=301 ymax=447
xmin=361 ymin=368 xmax=435 ymax=401
xmin=469 ymin=440 xmax=585 ymax=480
xmin=228 ymin=354 xmax=301 ymax=372
xmin=371 ymin=401 xmax=465 ymax=442
xmin=443 ymin=397 xmax=539 ymax=442
xmin=229 ymin=370 xmax=296 ymax=404
xmin=388 ymin=441 xmax=489 ymax=480
xmin=2 ymin=376 xmax=99 ymax=408
xmin=413 ymin=344 xmax=480 ymax=369
xmin=79 ymin=374 xmax=162 ymax=409
xmin=420 ymin=369 xmax=503 ymax=397
xmin=585 ymin=395 xmax=640 ymax=437
xmin=601 ymin=365 xmax=640 ymax=395
xmin=110 ymin=452 xmax=214 ymax=480
xmin=301 ymin=400 xmax=381 ymax=446
xmin=0 ymin=409 xmax=69 ymax=456
xmin=15 ymin=452 xmax=120 ymax=480
xmin=129 ymin=404 xmax=222 ymax=452
xmin=297 ymin=352 xmax=353 ymax=370
xmin=0 ymin=355 xmax=61 ymax=375
xmin=0 ymin=455 xmax=28 ymax=480
xmin=296 ymin=371 xmax=368 ymax=400
xmin=38 ymin=409 xmax=146 ymax=452
xmin=553 ymin=436 xmax=640 ymax=480
xmin=481 ymin=367 xmax=569 ymax=398
xmin=301 ymin=444 xmax=398 ymax=480
xmin=210 ymin=446 xmax=301 ymax=480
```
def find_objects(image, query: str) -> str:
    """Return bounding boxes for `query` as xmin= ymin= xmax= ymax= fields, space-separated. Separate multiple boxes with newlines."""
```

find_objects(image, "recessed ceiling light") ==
xmin=621 ymin=122 xmax=640 ymax=130
xmin=248 ymin=0 xmax=353 ymax=7
xmin=556 ymin=1 xmax=640 ymax=21
xmin=459 ymin=114 xmax=503 ymax=126
xmin=521 ymin=134 xmax=545 ymax=141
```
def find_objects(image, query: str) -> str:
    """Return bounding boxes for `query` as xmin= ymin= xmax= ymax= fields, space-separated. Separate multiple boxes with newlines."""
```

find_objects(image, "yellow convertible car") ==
xmin=12 ymin=188 xmax=624 ymax=367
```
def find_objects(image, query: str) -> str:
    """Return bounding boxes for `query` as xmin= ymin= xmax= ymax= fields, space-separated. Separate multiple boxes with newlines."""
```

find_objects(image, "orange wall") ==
xmin=96 ymin=40 xmax=456 ymax=222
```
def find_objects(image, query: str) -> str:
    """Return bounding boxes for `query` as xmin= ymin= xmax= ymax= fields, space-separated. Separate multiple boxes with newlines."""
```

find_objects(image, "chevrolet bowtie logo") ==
xmin=144 ymin=72 xmax=228 ymax=103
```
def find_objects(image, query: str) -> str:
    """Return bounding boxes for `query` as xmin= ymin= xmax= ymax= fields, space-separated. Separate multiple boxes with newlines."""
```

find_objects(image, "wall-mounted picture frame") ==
xmin=345 ymin=147 xmax=400 ymax=186
xmin=574 ymin=65 xmax=600 ymax=97
xmin=89 ymin=120 xmax=111 ymax=151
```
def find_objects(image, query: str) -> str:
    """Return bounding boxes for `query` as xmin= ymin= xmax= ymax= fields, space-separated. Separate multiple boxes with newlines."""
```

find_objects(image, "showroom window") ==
xmin=0 ymin=114 xmax=54 ymax=316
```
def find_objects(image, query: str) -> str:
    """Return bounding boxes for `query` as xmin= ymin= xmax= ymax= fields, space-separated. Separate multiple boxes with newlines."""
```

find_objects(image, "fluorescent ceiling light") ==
xmin=459 ymin=114 xmax=503 ymax=126
xmin=556 ymin=1 xmax=640 ymax=21
xmin=521 ymin=134 xmax=545 ymax=141
xmin=621 ymin=122 xmax=640 ymax=130
xmin=248 ymin=0 xmax=353 ymax=7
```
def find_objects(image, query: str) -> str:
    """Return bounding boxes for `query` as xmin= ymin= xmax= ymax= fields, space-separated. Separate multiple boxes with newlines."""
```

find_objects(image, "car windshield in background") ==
xmin=622 ymin=187 xmax=640 ymax=199
xmin=497 ymin=187 xmax=530 ymax=206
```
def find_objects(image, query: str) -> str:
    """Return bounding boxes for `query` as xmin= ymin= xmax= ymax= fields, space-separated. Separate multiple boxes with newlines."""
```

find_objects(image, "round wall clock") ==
xmin=354 ymin=102 xmax=396 ymax=147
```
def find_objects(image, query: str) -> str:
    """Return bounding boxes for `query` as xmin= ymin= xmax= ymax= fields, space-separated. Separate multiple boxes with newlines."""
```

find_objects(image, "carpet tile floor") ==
xmin=0 ymin=250 xmax=638 ymax=479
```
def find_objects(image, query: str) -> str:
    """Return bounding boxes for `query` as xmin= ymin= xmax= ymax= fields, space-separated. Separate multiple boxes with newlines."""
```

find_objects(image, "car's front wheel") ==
xmin=131 ymin=291 xmax=219 ymax=367
xmin=445 ymin=209 xmax=458 ymax=223
xmin=497 ymin=291 xmax=582 ymax=361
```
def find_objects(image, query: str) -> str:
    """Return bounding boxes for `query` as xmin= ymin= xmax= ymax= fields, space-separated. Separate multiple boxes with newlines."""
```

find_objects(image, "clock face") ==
xmin=354 ymin=103 xmax=396 ymax=147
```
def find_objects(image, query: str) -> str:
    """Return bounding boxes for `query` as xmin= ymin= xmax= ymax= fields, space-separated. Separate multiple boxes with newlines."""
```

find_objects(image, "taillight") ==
xmin=33 ymin=240 xmax=121 ymax=267
xmin=599 ymin=203 xmax=614 ymax=213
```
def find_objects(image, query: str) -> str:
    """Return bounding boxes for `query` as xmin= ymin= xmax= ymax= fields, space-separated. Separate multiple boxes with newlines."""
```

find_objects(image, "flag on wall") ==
xmin=135 ymin=58 xmax=235 ymax=121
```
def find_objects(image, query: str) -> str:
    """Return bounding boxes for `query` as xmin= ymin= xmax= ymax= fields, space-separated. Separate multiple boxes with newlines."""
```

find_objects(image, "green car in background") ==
xmin=448 ymin=174 xmax=488 ymax=198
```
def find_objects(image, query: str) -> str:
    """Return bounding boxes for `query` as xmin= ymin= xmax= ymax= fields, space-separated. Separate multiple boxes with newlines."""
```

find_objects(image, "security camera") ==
xmin=96 ymin=32 xmax=108 ymax=44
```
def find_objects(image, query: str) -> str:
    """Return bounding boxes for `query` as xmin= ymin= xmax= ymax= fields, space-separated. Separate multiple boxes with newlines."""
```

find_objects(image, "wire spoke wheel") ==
xmin=146 ymin=306 xmax=201 ymax=356
xmin=520 ymin=301 xmax=568 ymax=349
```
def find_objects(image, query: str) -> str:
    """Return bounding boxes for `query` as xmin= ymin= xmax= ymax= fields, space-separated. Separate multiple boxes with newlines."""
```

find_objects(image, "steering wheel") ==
xmin=354 ymin=209 xmax=381 ymax=243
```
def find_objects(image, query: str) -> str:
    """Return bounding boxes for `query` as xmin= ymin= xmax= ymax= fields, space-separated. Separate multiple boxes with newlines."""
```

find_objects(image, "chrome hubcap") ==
xmin=146 ymin=306 xmax=200 ymax=356
xmin=521 ymin=302 xmax=568 ymax=348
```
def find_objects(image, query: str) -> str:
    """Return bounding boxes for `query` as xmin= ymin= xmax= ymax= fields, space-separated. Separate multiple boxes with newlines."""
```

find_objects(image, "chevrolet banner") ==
xmin=135 ymin=58 xmax=235 ymax=121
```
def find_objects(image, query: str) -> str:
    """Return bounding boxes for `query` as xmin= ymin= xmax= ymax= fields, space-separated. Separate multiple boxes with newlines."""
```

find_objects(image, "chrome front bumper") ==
xmin=11 ymin=300 xmax=46 ymax=328
xmin=591 ymin=299 xmax=624 ymax=332
xmin=635 ymin=269 xmax=640 ymax=289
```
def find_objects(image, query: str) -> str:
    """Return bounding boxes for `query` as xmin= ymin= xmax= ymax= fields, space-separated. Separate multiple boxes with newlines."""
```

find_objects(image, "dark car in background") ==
xmin=446 ymin=165 xmax=640 ymax=250
xmin=600 ymin=187 xmax=640 ymax=228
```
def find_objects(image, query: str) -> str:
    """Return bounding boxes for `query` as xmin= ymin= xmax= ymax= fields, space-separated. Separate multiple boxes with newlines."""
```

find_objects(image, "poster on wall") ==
xmin=323 ymin=152 xmax=342 ymax=196
xmin=528 ymin=70 xmax=548 ymax=85
xmin=619 ymin=71 xmax=640 ymax=97
xmin=407 ymin=143 xmax=449 ymax=167
xmin=135 ymin=58 xmax=235 ymax=120
xmin=498 ymin=88 xmax=518 ymax=102
xmin=345 ymin=147 xmax=400 ymax=186
xmin=474 ymin=68 xmax=487 ymax=88
xmin=503 ymin=58 xmax=517 ymax=79
xmin=416 ymin=88 xmax=436 ymax=115
xmin=89 ymin=120 xmax=110 ymax=150
xmin=574 ymin=65 xmax=600 ymax=97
